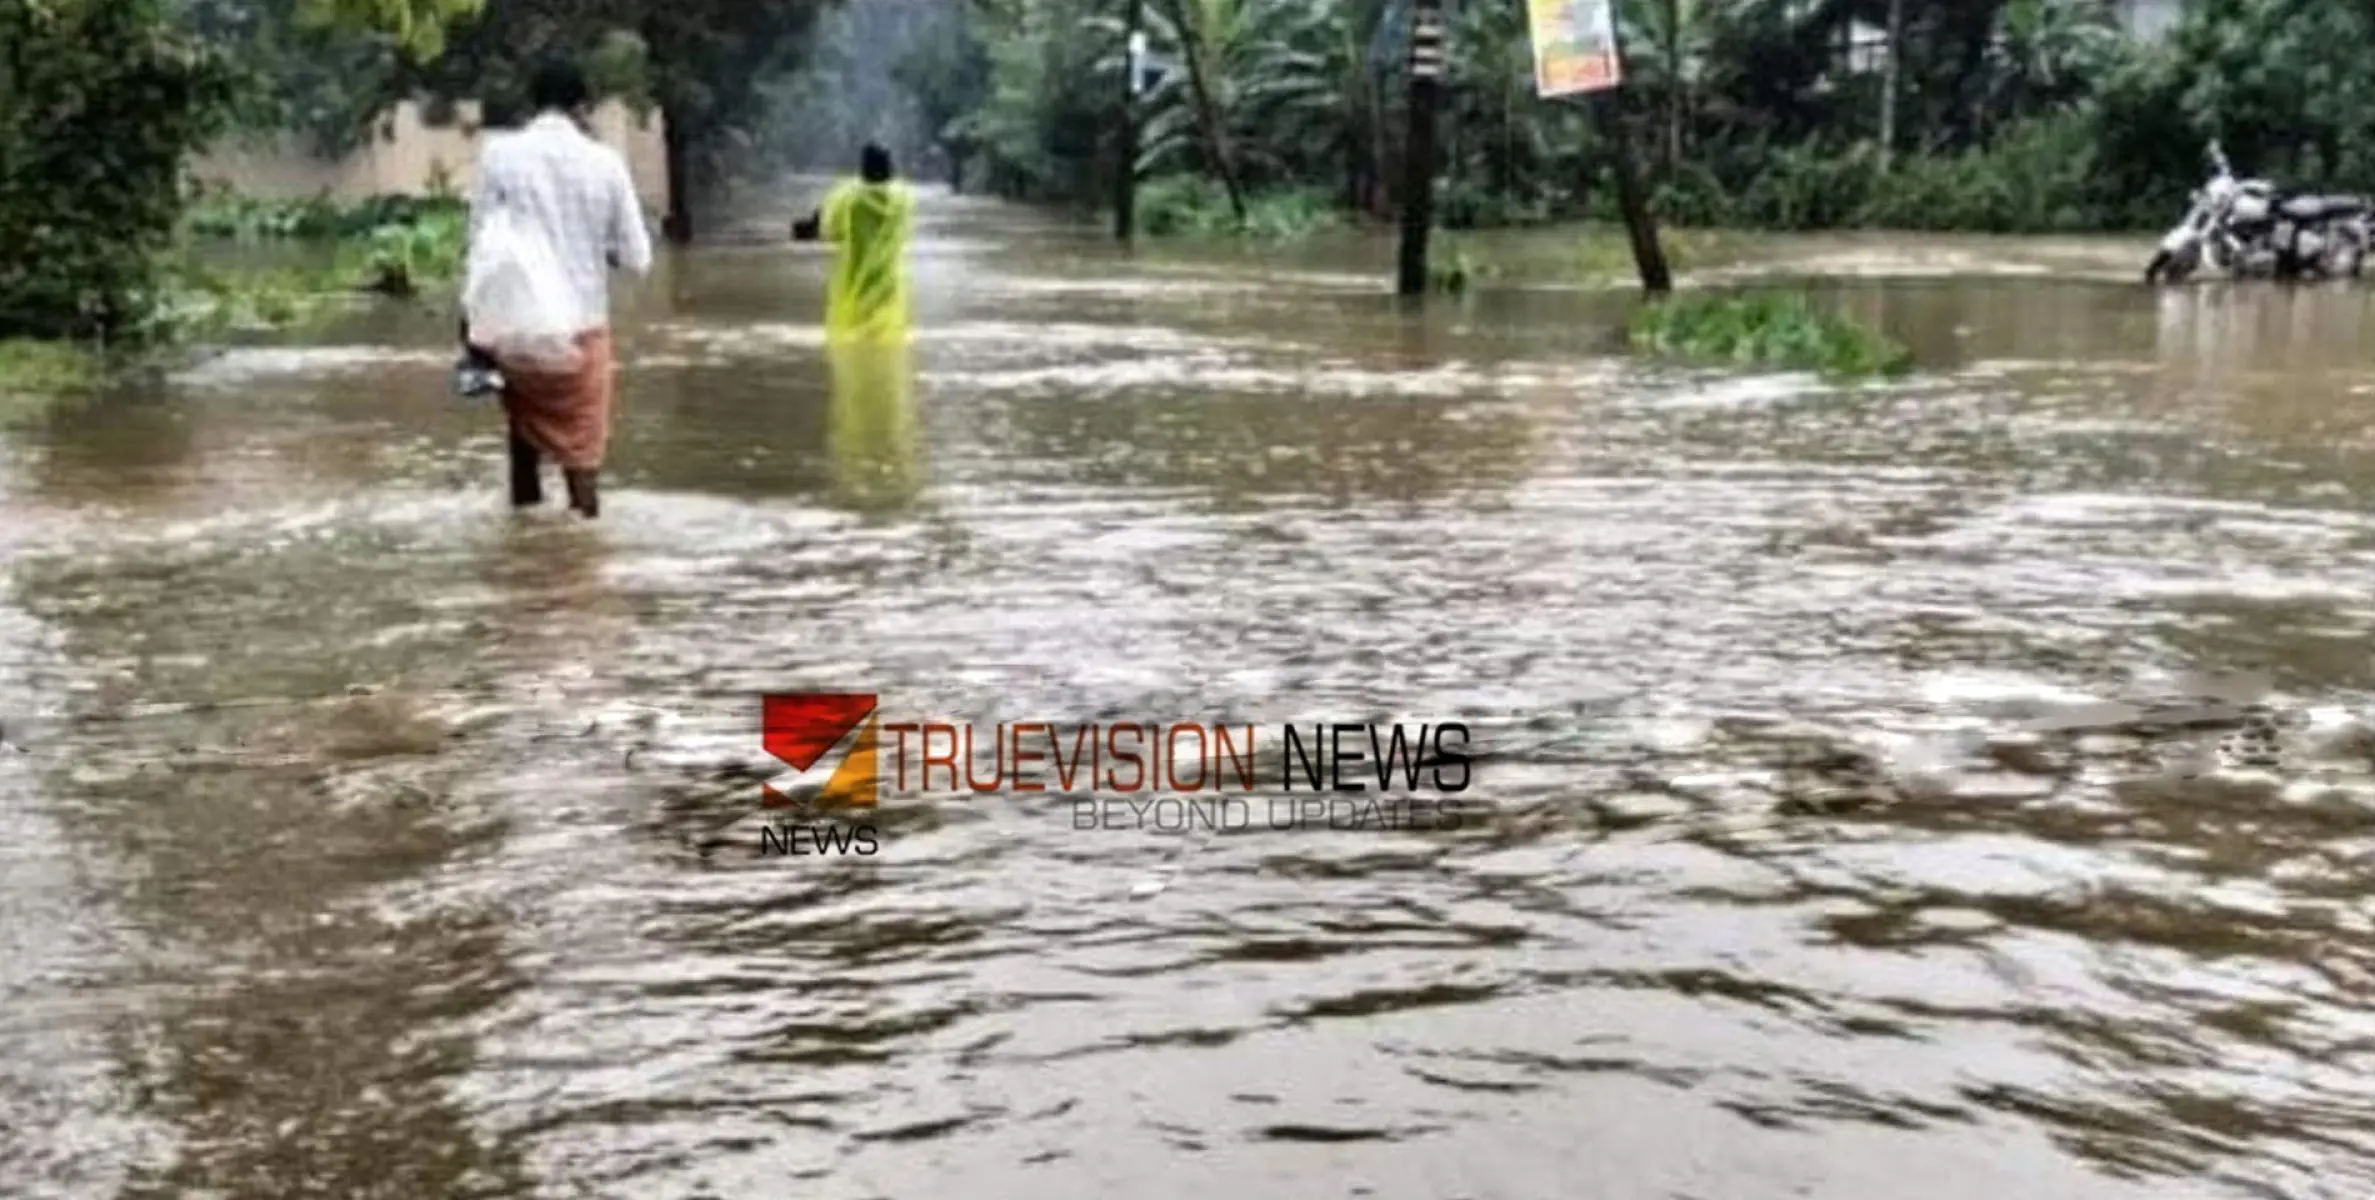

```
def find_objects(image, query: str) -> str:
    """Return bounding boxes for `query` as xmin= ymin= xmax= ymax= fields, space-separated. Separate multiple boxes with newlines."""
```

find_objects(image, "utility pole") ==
xmin=1395 ymin=0 xmax=1445 ymax=297
xmin=1116 ymin=0 xmax=1145 ymax=241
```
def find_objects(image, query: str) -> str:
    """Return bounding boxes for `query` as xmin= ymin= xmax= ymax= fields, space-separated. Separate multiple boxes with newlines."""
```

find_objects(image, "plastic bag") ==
xmin=463 ymin=206 xmax=586 ymax=374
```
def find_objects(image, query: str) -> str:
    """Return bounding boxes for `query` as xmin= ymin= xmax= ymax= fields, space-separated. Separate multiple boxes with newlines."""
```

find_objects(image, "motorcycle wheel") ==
xmin=2146 ymin=248 xmax=2196 ymax=285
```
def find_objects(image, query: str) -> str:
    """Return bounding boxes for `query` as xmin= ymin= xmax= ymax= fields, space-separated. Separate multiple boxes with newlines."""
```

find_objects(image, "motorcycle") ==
xmin=2145 ymin=142 xmax=2373 ymax=284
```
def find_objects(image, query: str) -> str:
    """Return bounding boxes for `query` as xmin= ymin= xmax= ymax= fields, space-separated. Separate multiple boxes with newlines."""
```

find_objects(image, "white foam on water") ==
xmin=1638 ymin=372 xmax=1833 ymax=410
xmin=925 ymin=356 xmax=1620 ymax=398
xmin=647 ymin=319 xmax=1248 ymax=357
xmin=171 ymin=346 xmax=449 ymax=388
xmin=1918 ymin=670 xmax=2107 ymax=712
xmin=1693 ymin=251 xmax=2063 ymax=282
xmin=2129 ymin=570 xmax=2373 ymax=604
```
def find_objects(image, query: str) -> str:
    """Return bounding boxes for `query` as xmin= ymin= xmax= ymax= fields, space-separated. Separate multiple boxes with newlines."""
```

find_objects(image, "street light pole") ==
xmin=1395 ymin=0 xmax=1444 ymax=297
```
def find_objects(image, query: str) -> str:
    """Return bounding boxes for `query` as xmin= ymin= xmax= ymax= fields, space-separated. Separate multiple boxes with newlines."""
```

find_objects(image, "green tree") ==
xmin=295 ymin=0 xmax=484 ymax=59
xmin=2164 ymin=0 xmax=2375 ymax=185
xmin=0 ymin=0 xmax=242 ymax=342
xmin=399 ymin=0 xmax=835 ymax=241
xmin=182 ymin=0 xmax=408 ymax=156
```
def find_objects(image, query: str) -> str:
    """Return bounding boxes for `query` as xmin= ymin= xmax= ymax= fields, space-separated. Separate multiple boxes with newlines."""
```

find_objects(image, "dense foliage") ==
xmin=0 ymin=0 xmax=243 ymax=342
xmin=936 ymin=0 xmax=2375 ymax=235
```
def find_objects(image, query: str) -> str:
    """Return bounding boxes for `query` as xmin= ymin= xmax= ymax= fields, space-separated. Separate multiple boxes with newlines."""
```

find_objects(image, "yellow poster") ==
xmin=1528 ymin=0 xmax=1623 ymax=97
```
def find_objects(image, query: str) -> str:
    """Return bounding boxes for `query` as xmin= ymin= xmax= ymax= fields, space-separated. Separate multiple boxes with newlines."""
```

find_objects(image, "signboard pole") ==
xmin=1116 ymin=1 xmax=1146 ymax=243
xmin=1525 ymin=0 xmax=1669 ymax=295
xmin=1395 ymin=0 xmax=1445 ymax=297
xmin=1594 ymin=91 xmax=1672 ymax=296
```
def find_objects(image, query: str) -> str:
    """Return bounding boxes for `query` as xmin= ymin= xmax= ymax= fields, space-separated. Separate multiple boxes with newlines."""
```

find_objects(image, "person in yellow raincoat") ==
xmin=794 ymin=143 xmax=922 ymax=507
xmin=791 ymin=143 xmax=916 ymax=342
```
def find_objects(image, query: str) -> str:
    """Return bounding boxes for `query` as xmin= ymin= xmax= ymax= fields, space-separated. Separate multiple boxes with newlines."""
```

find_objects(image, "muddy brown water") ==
xmin=7 ymin=191 xmax=2375 ymax=1199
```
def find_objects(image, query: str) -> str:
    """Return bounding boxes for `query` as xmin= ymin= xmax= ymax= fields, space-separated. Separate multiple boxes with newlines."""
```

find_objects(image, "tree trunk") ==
xmin=1879 ymin=0 xmax=1902 ymax=171
xmin=1598 ymin=94 xmax=1671 ymax=297
xmin=660 ymin=108 xmax=693 ymax=244
xmin=1160 ymin=0 xmax=1245 ymax=223
xmin=1116 ymin=0 xmax=1144 ymax=240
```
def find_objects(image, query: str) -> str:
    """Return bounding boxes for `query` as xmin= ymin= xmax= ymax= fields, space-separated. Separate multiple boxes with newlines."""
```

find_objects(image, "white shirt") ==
xmin=468 ymin=112 xmax=653 ymax=329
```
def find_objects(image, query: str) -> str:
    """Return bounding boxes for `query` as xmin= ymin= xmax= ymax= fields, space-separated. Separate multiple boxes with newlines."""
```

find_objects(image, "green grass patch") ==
xmin=0 ymin=339 xmax=102 ymax=395
xmin=1138 ymin=175 xmax=1339 ymax=240
xmin=1628 ymin=292 xmax=1913 ymax=380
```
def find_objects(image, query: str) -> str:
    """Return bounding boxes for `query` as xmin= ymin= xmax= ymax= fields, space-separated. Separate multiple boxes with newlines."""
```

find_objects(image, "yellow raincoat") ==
xmin=821 ymin=178 xmax=916 ymax=342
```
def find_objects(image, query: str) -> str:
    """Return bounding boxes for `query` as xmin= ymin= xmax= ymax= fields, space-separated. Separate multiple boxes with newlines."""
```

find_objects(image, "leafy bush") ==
xmin=0 ymin=0 xmax=242 ymax=343
xmin=1629 ymin=292 xmax=1913 ymax=380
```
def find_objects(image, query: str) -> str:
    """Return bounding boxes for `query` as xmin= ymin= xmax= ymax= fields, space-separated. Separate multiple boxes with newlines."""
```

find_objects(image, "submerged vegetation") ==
xmin=184 ymin=189 xmax=465 ymax=242
xmin=183 ymin=191 xmax=469 ymax=299
xmin=345 ymin=206 xmax=469 ymax=297
xmin=1628 ymin=293 xmax=1914 ymax=379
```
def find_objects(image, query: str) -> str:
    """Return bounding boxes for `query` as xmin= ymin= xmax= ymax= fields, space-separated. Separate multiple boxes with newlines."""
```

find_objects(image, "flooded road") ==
xmin=7 ymin=194 xmax=2375 ymax=1199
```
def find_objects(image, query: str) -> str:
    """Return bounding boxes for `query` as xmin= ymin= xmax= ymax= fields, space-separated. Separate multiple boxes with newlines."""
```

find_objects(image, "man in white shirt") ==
xmin=462 ymin=58 xmax=653 ymax=518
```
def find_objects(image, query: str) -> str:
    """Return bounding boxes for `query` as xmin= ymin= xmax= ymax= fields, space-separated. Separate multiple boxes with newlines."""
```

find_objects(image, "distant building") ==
xmin=191 ymin=98 xmax=668 ymax=212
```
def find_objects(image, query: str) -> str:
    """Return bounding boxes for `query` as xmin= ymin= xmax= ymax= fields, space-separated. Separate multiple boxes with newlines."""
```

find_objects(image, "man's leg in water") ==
xmin=562 ymin=468 xmax=599 ymax=518
xmin=462 ymin=316 xmax=543 ymax=508
xmin=509 ymin=426 xmax=544 ymax=507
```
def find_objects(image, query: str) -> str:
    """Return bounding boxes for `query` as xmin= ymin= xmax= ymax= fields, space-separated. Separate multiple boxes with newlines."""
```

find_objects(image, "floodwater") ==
xmin=7 ymin=190 xmax=2375 ymax=1200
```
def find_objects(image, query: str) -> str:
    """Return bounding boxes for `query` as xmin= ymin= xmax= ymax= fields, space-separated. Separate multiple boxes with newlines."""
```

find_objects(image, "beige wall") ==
xmin=191 ymin=98 xmax=668 ymax=213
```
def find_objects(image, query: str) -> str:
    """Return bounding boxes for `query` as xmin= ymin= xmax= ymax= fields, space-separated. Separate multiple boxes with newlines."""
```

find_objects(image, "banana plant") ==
xmin=1983 ymin=0 xmax=2122 ymax=124
xmin=1141 ymin=0 xmax=1251 ymax=220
